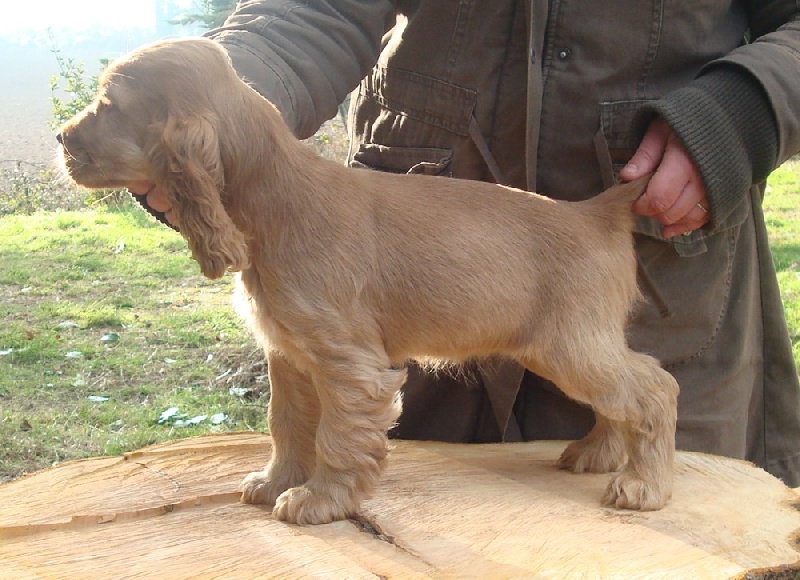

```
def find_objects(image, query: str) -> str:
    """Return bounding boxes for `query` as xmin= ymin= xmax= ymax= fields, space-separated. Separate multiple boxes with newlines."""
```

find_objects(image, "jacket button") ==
xmin=557 ymin=48 xmax=571 ymax=60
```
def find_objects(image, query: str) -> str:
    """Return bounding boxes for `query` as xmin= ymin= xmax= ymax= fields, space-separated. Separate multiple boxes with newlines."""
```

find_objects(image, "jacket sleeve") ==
xmin=638 ymin=1 xmax=800 ymax=230
xmin=205 ymin=1 xmax=395 ymax=138
xmin=720 ymin=3 xmax=800 ymax=165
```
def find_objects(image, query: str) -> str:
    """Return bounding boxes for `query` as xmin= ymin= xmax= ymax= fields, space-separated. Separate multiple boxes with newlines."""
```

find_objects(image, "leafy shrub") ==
xmin=3 ymin=13 xmax=348 ymax=217
xmin=171 ymin=0 xmax=237 ymax=29
xmin=47 ymin=36 xmax=128 ymax=208
xmin=0 ymin=161 xmax=85 ymax=216
xmin=48 ymin=36 xmax=108 ymax=131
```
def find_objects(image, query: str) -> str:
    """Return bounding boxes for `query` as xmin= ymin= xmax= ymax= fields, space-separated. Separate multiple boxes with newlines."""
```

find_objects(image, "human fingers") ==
xmin=127 ymin=181 xmax=171 ymax=213
xmin=657 ymin=143 xmax=707 ymax=218
xmin=127 ymin=181 xmax=155 ymax=196
xmin=632 ymin=136 xmax=695 ymax=221
xmin=662 ymin=210 xmax=709 ymax=238
xmin=630 ymin=128 xmax=710 ymax=237
xmin=651 ymin=132 xmax=709 ymax=236
xmin=619 ymin=118 xmax=670 ymax=181
xmin=146 ymin=186 xmax=172 ymax=215
xmin=630 ymin=164 xmax=686 ymax=221
xmin=163 ymin=208 xmax=177 ymax=227
xmin=147 ymin=187 xmax=178 ymax=227
xmin=659 ymin=181 xmax=710 ymax=238
xmin=127 ymin=182 xmax=178 ymax=228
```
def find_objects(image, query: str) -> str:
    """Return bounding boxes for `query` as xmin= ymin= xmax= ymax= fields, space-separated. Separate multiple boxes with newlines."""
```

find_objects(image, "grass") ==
xmin=0 ymin=203 xmax=268 ymax=482
xmin=0 ymin=159 xmax=798 ymax=482
xmin=764 ymin=159 xmax=800 ymax=362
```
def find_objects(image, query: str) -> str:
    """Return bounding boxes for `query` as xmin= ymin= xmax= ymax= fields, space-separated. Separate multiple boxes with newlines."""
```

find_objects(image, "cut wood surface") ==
xmin=1 ymin=433 xmax=798 ymax=578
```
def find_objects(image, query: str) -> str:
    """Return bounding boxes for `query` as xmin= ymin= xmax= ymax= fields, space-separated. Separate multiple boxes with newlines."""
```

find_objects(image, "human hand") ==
xmin=620 ymin=118 xmax=710 ymax=239
xmin=127 ymin=181 xmax=178 ymax=228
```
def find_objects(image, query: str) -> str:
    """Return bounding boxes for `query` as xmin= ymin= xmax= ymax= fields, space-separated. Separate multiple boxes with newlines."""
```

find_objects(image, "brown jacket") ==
xmin=209 ymin=0 xmax=800 ymax=484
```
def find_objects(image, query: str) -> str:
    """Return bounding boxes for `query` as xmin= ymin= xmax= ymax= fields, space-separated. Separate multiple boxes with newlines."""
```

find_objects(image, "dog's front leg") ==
xmin=241 ymin=350 xmax=319 ymax=506
xmin=271 ymin=347 xmax=406 ymax=525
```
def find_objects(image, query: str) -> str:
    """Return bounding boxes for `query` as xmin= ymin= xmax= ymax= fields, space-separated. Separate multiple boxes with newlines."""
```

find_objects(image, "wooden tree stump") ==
xmin=1 ymin=433 xmax=798 ymax=578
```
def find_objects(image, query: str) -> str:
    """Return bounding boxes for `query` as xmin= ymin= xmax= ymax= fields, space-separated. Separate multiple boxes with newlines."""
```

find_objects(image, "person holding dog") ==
xmin=130 ymin=1 xmax=800 ymax=486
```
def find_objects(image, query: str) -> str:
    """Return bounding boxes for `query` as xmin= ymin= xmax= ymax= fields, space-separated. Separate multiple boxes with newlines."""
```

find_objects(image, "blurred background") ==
xmin=0 ymin=1 xmax=210 ymax=165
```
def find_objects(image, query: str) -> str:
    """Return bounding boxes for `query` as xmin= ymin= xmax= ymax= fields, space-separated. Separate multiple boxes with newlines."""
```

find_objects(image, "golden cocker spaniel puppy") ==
xmin=57 ymin=38 xmax=679 ymax=525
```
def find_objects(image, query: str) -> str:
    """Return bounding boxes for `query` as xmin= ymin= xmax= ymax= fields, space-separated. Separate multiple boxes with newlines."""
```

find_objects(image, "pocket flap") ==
xmin=361 ymin=66 xmax=477 ymax=136
xmin=350 ymin=144 xmax=453 ymax=176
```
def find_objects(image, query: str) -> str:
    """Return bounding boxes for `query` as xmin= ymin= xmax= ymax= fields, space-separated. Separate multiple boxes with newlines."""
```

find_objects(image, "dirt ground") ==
xmin=0 ymin=100 xmax=54 ymax=172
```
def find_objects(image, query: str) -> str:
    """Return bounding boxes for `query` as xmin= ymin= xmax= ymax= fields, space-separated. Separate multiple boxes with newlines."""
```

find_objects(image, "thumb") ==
xmin=620 ymin=118 xmax=670 ymax=181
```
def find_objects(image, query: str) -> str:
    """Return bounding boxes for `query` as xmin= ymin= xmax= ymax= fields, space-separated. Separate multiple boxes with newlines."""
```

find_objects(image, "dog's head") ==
xmin=56 ymin=38 xmax=249 ymax=279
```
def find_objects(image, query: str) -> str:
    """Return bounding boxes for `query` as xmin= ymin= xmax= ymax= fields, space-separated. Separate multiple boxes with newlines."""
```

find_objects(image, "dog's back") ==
xmin=344 ymin=170 xmax=650 ymax=363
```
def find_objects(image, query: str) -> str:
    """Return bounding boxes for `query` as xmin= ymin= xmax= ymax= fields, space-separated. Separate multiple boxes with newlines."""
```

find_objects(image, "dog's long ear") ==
xmin=151 ymin=114 xmax=249 ymax=279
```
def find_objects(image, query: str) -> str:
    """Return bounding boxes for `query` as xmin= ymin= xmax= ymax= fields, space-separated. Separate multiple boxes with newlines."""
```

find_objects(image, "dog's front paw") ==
xmin=240 ymin=468 xmax=302 ymax=506
xmin=558 ymin=436 xmax=626 ymax=473
xmin=272 ymin=485 xmax=355 ymax=525
xmin=602 ymin=472 xmax=670 ymax=511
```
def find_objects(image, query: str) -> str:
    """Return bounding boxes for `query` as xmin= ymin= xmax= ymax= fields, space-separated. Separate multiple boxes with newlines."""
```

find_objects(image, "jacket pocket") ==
xmin=350 ymin=143 xmax=453 ymax=176
xmin=596 ymin=99 xmax=745 ymax=365
xmin=595 ymin=99 xmax=751 ymax=258
xmin=359 ymin=65 xmax=477 ymax=137
xmin=348 ymin=65 xmax=486 ymax=179
xmin=628 ymin=227 xmax=737 ymax=368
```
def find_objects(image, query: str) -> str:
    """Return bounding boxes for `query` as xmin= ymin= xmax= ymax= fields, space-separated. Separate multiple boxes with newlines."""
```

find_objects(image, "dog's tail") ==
xmin=581 ymin=173 xmax=652 ymax=231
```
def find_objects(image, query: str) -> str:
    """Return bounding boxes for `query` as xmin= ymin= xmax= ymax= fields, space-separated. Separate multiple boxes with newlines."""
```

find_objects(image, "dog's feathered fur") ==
xmin=58 ymin=38 xmax=679 ymax=525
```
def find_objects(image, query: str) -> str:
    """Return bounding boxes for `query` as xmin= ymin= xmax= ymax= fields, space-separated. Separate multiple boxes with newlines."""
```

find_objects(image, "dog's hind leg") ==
xmin=521 ymin=338 xmax=678 ymax=511
xmin=271 ymin=343 xmax=406 ymax=525
xmin=599 ymin=350 xmax=678 ymax=511
xmin=240 ymin=350 xmax=320 ymax=506
xmin=557 ymin=414 xmax=627 ymax=473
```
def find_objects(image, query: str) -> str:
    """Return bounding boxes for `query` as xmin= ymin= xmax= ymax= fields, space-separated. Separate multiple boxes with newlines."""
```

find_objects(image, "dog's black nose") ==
xmin=56 ymin=133 xmax=64 ymax=145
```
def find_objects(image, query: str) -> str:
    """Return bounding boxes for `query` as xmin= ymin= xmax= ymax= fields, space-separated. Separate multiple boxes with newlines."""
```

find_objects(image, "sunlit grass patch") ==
xmin=0 ymin=206 xmax=267 ymax=481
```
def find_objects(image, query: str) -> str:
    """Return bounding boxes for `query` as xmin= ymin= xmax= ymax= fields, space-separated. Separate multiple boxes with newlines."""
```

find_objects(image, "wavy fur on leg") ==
xmin=558 ymin=415 xmax=628 ymax=474
xmin=57 ymin=38 xmax=679 ymax=524
xmin=240 ymin=350 xmax=320 ymax=506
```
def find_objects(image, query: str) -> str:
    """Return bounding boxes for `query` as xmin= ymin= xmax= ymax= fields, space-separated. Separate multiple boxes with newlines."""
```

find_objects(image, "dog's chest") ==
xmin=232 ymin=274 xmax=307 ymax=358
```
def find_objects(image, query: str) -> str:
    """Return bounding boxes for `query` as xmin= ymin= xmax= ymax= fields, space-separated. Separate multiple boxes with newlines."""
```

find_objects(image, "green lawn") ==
xmin=764 ymin=160 xmax=800 ymax=362
xmin=0 ymin=206 xmax=268 ymax=481
xmin=1 ymin=161 xmax=799 ymax=481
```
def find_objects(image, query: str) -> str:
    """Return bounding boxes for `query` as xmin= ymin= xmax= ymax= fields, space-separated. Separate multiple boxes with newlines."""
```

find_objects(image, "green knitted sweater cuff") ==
xmin=637 ymin=65 xmax=778 ymax=231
